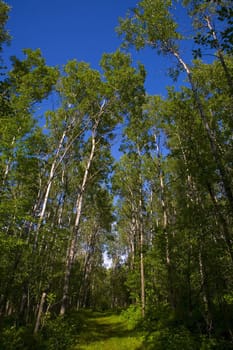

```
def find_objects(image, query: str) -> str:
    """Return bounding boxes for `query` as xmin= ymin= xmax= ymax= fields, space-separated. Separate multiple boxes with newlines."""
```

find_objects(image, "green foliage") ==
xmin=0 ymin=325 xmax=41 ymax=350
xmin=142 ymin=303 xmax=233 ymax=349
xmin=0 ymin=1 xmax=233 ymax=349
xmin=144 ymin=326 xmax=198 ymax=350
xmin=199 ymin=336 xmax=233 ymax=350
xmin=0 ymin=0 xmax=11 ymax=54
xmin=117 ymin=0 xmax=180 ymax=53
xmin=0 ymin=232 xmax=29 ymax=298
xmin=0 ymin=312 xmax=84 ymax=350
xmin=41 ymin=312 xmax=83 ymax=350
xmin=121 ymin=305 xmax=142 ymax=330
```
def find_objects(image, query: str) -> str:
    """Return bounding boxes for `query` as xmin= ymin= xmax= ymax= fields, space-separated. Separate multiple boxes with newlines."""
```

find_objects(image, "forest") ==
xmin=0 ymin=0 xmax=233 ymax=349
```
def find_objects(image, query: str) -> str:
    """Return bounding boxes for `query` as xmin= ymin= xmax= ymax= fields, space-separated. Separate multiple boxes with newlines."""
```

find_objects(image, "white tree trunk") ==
xmin=34 ymin=292 xmax=47 ymax=334
xmin=60 ymin=120 xmax=99 ymax=315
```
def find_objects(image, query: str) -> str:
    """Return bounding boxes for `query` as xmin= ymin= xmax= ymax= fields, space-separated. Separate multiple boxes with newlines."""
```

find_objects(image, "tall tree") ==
xmin=118 ymin=0 xmax=233 ymax=214
xmin=59 ymin=51 xmax=146 ymax=315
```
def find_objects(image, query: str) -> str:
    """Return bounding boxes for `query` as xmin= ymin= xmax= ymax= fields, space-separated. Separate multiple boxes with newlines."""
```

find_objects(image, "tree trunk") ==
xmin=78 ymin=228 xmax=98 ymax=309
xmin=204 ymin=15 xmax=233 ymax=95
xmin=139 ymin=212 xmax=145 ymax=317
xmin=171 ymin=47 xmax=233 ymax=214
xmin=2 ymin=136 xmax=16 ymax=187
xmin=34 ymin=129 xmax=68 ymax=248
xmin=155 ymin=135 xmax=175 ymax=308
xmin=34 ymin=118 xmax=84 ymax=248
xmin=198 ymin=248 xmax=213 ymax=334
xmin=34 ymin=292 xmax=47 ymax=334
xmin=60 ymin=120 xmax=98 ymax=315
xmin=206 ymin=182 xmax=233 ymax=263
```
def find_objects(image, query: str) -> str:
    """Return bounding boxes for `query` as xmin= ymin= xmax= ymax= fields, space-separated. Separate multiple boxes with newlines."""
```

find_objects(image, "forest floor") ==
xmin=73 ymin=310 xmax=146 ymax=350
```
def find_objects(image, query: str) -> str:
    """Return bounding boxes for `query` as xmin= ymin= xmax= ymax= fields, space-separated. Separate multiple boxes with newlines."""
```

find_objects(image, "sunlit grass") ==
xmin=71 ymin=311 xmax=145 ymax=350
xmin=77 ymin=336 xmax=143 ymax=350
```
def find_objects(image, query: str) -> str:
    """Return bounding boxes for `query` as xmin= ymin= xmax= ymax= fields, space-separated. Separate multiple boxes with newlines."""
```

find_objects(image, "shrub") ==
xmin=41 ymin=311 xmax=84 ymax=350
xmin=0 ymin=325 xmax=42 ymax=350
xmin=121 ymin=304 xmax=142 ymax=330
xmin=144 ymin=326 xmax=198 ymax=350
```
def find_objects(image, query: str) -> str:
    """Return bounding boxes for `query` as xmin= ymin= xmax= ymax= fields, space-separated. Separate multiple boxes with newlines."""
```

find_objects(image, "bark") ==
xmin=60 ymin=119 xmax=99 ymax=315
xmin=148 ymin=188 xmax=154 ymax=246
xmin=198 ymin=248 xmax=213 ymax=334
xmin=155 ymin=136 xmax=171 ymax=266
xmin=178 ymin=129 xmax=233 ymax=262
xmin=204 ymin=15 xmax=233 ymax=95
xmin=77 ymin=227 xmax=98 ymax=309
xmin=170 ymin=47 xmax=233 ymax=214
xmin=139 ymin=207 xmax=145 ymax=317
xmin=2 ymin=136 xmax=16 ymax=187
xmin=34 ymin=292 xmax=47 ymax=334
xmin=34 ymin=128 xmax=68 ymax=248
xmin=154 ymin=135 xmax=175 ymax=307
xmin=60 ymin=238 xmax=76 ymax=315
xmin=129 ymin=205 xmax=137 ymax=269
xmin=34 ymin=118 xmax=86 ymax=249
xmin=207 ymin=182 xmax=233 ymax=263
xmin=136 ymin=146 xmax=145 ymax=317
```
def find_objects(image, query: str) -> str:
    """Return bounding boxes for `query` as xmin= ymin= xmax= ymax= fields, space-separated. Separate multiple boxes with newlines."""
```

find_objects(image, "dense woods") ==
xmin=0 ymin=0 xmax=233 ymax=348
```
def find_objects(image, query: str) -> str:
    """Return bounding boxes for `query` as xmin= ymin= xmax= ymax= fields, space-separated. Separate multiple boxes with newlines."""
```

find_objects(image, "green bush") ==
xmin=0 ymin=325 xmax=42 ymax=350
xmin=121 ymin=304 xmax=142 ymax=330
xmin=144 ymin=326 xmax=198 ymax=350
xmin=41 ymin=311 xmax=84 ymax=350
xmin=0 ymin=311 xmax=84 ymax=350
xmin=200 ymin=335 xmax=233 ymax=350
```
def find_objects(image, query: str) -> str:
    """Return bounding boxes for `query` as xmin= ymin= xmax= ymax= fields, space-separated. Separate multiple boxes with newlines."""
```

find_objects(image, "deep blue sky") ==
xmin=3 ymin=0 xmax=194 ymax=161
xmin=3 ymin=0 xmax=179 ymax=97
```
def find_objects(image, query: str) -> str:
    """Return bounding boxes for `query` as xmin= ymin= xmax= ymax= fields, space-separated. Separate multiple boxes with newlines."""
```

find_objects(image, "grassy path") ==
xmin=72 ymin=311 xmax=145 ymax=350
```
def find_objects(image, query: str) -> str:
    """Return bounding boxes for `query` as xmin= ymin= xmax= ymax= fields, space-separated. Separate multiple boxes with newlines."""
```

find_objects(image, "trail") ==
xmin=73 ymin=311 xmax=145 ymax=350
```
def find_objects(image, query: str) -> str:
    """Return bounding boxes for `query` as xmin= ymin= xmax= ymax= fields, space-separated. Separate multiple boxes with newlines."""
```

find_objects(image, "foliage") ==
xmin=144 ymin=326 xmax=198 ymax=350
xmin=40 ymin=312 xmax=83 ymax=350
xmin=0 ymin=324 xmax=41 ymax=350
xmin=0 ymin=0 xmax=233 ymax=348
xmin=0 ymin=0 xmax=11 ymax=55
xmin=121 ymin=305 xmax=143 ymax=330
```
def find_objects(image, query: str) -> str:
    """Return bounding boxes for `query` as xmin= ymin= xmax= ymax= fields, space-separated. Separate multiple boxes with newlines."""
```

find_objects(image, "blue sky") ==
xmin=3 ymin=0 xmax=194 ymax=161
xmin=3 ymin=0 xmax=178 ymax=97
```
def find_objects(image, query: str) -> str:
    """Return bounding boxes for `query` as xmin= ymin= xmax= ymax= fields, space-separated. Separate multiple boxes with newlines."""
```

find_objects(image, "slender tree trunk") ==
xmin=60 ymin=120 xmax=99 ymax=315
xmin=170 ymin=47 xmax=233 ymax=214
xmin=154 ymin=135 xmax=175 ymax=307
xmin=139 ymin=186 xmax=145 ymax=317
xmin=136 ymin=146 xmax=145 ymax=317
xmin=205 ymin=15 xmax=233 ymax=95
xmin=60 ymin=237 xmax=76 ymax=315
xmin=77 ymin=228 xmax=98 ymax=309
xmin=34 ymin=118 xmax=85 ymax=248
xmin=34 ymin=292 xmax=47 ymax=334
xmin=178 ymin=129 xmax=233 ymax=263
xmin=34 ymin=129 xmax=68 ymax=248
xmin=139 ymin=211 xmax=145 ymax=317
xmin=206 ymin=182 xmax=233 ymax=262
xmin=198 ymin=247 xmax=213 ymax=334
xmin=2 ymin=136 xmax=16 ymax=187
xmin=129 ymin=200 xmax=137 ymax=270
xmin=155 ymin=136 xmax=170 ymax=266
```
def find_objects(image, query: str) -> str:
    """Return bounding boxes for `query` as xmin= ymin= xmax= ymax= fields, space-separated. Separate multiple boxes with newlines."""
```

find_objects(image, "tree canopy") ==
xmin=0 ymin=1 xmax=233 ymax=349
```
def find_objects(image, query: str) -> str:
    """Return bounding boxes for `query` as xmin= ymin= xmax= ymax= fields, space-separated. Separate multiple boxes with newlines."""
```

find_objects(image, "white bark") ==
xmin=34 ymin=129 xmax=67 ymax=247
xmin=34 ymin=292 xmax=47 ymax=334
xmin=170 ymin=47 xmax=233 ymax=212
xmin=60 ymin=119 xmax=99 ymax=315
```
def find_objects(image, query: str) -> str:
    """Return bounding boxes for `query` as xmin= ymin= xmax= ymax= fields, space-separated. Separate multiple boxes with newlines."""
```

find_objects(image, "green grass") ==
xmin=72 ymin=310 xmax=145 ymax=350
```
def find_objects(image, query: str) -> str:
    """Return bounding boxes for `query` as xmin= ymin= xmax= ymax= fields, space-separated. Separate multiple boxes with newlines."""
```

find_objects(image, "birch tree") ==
xmin=118 ymin=0 xmax=233 ymax=213
xmin=59 ymin=51 xmax=146 ymax=314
